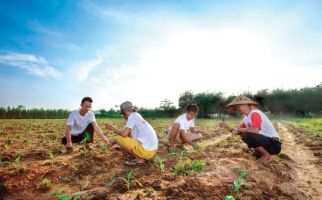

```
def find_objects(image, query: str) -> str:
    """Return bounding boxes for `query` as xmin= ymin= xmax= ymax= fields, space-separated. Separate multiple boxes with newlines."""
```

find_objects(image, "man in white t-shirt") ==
xmin=105 ymin=101 xmax=158 ymax=167
xmin=168 ymin=104 xmax=208 ymax=150
xmin=61 ymin=97 xmax=111 ymax=151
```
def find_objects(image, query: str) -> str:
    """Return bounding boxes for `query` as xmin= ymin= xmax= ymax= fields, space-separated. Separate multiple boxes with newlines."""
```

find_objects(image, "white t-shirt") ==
xmin=242 ymin=109 xmax=279 ymax=138
xmin=66 ymin=110 xmax=96 ymax=136
xmin=174 ymin=113 xmax=195 ymax=132
xmin=125 ymin=112 xmax=158 ymax=151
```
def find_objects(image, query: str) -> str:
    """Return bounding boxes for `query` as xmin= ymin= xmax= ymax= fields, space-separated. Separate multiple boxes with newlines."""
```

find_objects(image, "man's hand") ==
xmin=105 ymin=123 xmax=115 ymax=132
xmin=219 ymin=122 xmax=229 ymax=129
xmin=199 ymin=130 xmax=208 ymax=135
xmin=104 ymin=138 xmax=113 ymax=148
xmin=232 ymin=128 xmax=239 ymax=136
xmin=66 ymin=142 xmax=73 ymax=152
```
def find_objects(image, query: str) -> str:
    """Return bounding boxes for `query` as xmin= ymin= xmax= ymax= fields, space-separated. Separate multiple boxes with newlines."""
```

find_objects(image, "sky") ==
xmin=0 ymin=0 xmax=322 ymax=110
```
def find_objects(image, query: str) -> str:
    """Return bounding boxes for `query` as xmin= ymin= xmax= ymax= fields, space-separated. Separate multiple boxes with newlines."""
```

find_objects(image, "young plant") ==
xmin=50 ymin=189 xmax=80 ymax=200
xmin=102 ymin=143 xmax=109 ymax=153
xmin=79 ymin=133 xmax=91 ymax=157
xmin=37 ymin=178 xmax=51 ymax=190
xmin=189 ymin=160 xmax=205 ymax=172
xmin=155 ymin=156 xmax=165 ymax=172
xmin=171 ymin=158 xmax=205 ymax=176
xmin=233 ymin=171 xmax=250 ymax=192
xmin=109 ymin=169 xmax=142 ymax=190
xmin=48 ymin=152 xmax=55 ymax=164
xmin=12 ymin=155 xmax=21 ymax=168
xmin=224 ymin=170 xmax=251 ymax=199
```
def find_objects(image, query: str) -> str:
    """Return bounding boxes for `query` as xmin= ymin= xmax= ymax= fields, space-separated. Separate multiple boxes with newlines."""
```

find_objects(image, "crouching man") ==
xmin=220 ymin=95 xmax=282 ymax=164
xmin=62 ymin=97 xmax=110 ymax=151
xmin=168 ymin=104 xmax=208 ymax=151
xmin=105 ymin=101 xmax=158 ymax=166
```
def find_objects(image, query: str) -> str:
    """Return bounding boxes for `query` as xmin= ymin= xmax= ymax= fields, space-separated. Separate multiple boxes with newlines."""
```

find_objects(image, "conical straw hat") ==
xmin=226 ymin=95 xmax=259 ymax=111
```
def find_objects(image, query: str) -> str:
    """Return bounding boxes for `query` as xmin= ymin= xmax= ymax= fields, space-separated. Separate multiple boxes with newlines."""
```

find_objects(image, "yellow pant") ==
xmin=116 ymin=136 xmax=157 ymax=160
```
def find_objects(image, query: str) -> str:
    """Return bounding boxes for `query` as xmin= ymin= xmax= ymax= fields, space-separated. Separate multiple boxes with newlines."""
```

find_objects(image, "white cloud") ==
xmin=68 ymin=2 xmax=322 ymax=109
xmin=0 ymin=52 xmax=62 ymax=79
xmin=76 ymin=56 xmax=103 ymax=81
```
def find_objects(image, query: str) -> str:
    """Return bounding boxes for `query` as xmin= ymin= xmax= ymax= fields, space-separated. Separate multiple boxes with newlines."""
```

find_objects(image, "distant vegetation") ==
xmin=0 ymin=84 xmax=321 ymax=119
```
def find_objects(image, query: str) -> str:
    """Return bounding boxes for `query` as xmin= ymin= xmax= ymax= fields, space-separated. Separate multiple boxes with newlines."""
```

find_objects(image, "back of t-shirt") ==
xmin=125 ymin=112 xmax=158 ymax=151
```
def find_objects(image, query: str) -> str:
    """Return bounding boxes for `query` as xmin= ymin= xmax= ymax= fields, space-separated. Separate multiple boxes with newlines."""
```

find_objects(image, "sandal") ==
xmin=124 ymin=160 xmax=145 ymax=167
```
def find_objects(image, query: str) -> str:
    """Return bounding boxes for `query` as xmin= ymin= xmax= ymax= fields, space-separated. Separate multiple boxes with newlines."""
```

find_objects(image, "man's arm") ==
xmin=92 ymin=121 xmax=110 ymax=143
xmin=219 ymin=122 xmax=260 ymax=135
xmin=65 ymin=125 xmax=72 ymax=147
xmin=236 ymin=127 xmax=260 ymax=134
xmin=105 ymin=123 xmax=131 ymax=137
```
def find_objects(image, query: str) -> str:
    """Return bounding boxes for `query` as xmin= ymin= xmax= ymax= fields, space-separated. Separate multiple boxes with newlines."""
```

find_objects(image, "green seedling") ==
xmin=155 ymin=156 xmax=165 ymax=172
xmin=109 ymin=169 xmax=142 ymax=190
xmin=189 ymin=160 xmax=205 ymax=172
xmin=233 ymin=171 xmax=250 ymax=192
xmin=80 ymin=146 xmax=90 ymax=157
xmin=48 ymin=152 xmax=55 ymax=164
xmin=12 ymin=155 xmax=21 ymax=168
xmin=224 ymin=195 xmax=235 ymax=200
xmin=172 ymin=159 xmax=205 ymax=176
xmin=37 ymin=178 xmax=51 ymax=189
xmin=50 ymin=189 xmax=80 ymax=200
xmin=102 ymin=144 xmax=109 ymax=153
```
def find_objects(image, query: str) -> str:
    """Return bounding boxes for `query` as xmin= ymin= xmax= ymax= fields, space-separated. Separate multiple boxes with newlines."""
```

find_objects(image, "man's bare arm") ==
xmin=65 ymin=125 xmax=72 ymax=147
xmin=105 ymin=123 xmax=131 ymax=137
xmin=92 ymin=121 xmax=110 ymax=143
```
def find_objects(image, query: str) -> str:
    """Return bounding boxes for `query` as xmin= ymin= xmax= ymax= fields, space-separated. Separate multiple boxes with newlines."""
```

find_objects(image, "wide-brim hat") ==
xmin=226 ymin=95 xmax=259 ymax=112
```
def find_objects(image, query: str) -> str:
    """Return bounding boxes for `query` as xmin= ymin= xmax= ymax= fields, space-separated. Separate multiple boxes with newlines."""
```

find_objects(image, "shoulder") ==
xmin=69 ymin=110 xmax=78 ymax=117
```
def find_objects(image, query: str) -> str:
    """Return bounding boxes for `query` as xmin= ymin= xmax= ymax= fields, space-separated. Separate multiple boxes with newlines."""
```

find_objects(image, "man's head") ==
xmin=186 ymin=104 xmax=199 ymax=120
xmin=80 ymin=97 xmax=93 ymax=113
xmin=226 ymin=95 xmax=258 ymax=115
xmin=120 ymin=101 xmax=135 ymax=119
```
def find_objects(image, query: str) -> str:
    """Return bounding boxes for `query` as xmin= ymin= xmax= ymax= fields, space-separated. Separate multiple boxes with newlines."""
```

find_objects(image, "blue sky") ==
xmin=0 ymin=0 xmax=321 ymax=110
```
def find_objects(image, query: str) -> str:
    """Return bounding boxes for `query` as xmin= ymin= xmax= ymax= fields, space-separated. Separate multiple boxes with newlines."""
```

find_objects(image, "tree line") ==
xmin=0 ymin=84 xmax=321 ymax=119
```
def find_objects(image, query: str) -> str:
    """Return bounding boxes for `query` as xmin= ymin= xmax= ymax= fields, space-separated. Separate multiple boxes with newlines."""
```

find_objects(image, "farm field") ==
xmin=0 ymin=118 xmax=321 ymax=200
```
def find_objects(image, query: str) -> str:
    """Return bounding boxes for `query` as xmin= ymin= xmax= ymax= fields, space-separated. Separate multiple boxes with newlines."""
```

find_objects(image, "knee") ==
xmin=172 ymin=123 xmax=180 ymax=130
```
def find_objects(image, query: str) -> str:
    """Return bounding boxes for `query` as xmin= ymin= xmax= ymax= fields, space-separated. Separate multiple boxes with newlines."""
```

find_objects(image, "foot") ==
xmin=256 ymin=154 xmax=272 ymax=164
xmin=252 ymin=150 xmax=261 ymax=160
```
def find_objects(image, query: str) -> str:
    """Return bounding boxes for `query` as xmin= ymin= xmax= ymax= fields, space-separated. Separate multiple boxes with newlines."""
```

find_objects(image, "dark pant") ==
xmin=62 ymin=123 xmax=94 ymax=145
xmin=241 ymin=132 xmax=281 ymax=155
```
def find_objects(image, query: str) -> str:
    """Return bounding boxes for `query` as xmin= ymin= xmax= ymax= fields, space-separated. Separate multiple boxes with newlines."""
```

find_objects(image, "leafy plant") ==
xmin=189 ymin=160 xmax=205 ymax=172
xmin=109 ymin=169 xmax=142 ymax=190
xmin=172 ymin=158 xmax=205 ymax=176
xmin=12 ymin=155 xmax=21 ymax=168
xmin=233 ymin=171 xmax=250 ymax=192
xmin=48 ymin=152 xmax=55 ymax=164
xmin=224 ymin=195 xmax=235 ymax=200
xmin=37 ymin=178 xmax=51 ymax=189
xmin=223 ymin=171 xmax=251 ymax=199
xmin=50 ymin=189 xmax=80 ymax=200
xmin=80 ymin=146 xmax=90 ymax=157
xmin=102 ymin=144 xmax=109 ymax=153
xmin=155 ymin=156 xmax=165 ymax=172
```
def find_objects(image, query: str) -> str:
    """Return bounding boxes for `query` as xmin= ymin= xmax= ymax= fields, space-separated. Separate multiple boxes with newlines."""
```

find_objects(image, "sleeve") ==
xmin=239 ymin=122 xmax=246 ymax=128
xmin=251 ymin=112 xmax=262 ymax=129
xmin=90 ymin=112 xmax=96 ymax=122
xmin=125 ymin=114 xmax=136 ymax=129
xmin=66 ymin=112 xmax=74 ymax=126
